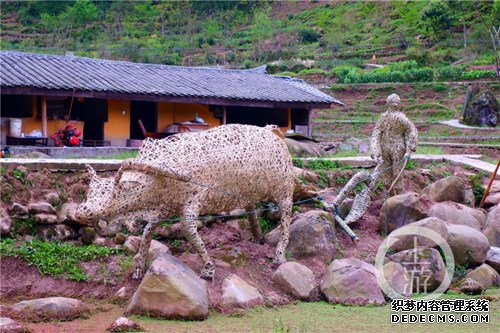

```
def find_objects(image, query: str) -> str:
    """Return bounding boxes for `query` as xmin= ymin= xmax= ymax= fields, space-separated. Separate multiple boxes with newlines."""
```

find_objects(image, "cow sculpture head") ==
xmin=75 ymin=164 xmax=159 ymax=225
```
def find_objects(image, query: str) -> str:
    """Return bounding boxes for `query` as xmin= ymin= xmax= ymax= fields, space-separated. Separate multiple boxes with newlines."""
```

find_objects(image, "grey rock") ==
xmin=285 ymin=138 xmax=325 ymax=157
xmin=382 ymin=261 xmax=412 ymax=297
xmin=10 ymin=203 xmax=28 ymax=216
xmin=483 ymin=205 xmax=500 ymax=246
xmin=95 ymin=220 xmax=121 ymax=237
xmin=379 ymin=192 xmax=430 ymax=233
xmin=221 ymin=274 xmax=263 ymax=308
xmin=79 ymin=226 xmax=97 ymax=245
xmin=28 ymin=202 xmax=56 ymax=214
xmin=447 ymin=224 xmax=490 ymax=267
xmin=320 ymin=258 xmax=385 ymax=305
xmin=485 ymin=247 xmax=500 ymax=273
xmin=33 ymin=213 xmax=59 ymax=224
xmin=0 ymin=317 xmax=31 ymax=333
xmin=45 ymin=192 xmax=60 ymax=206
xmin=388 ymin=217 xmax=448 ymax=252
xmin=272 ymin=262 xmax=318 ymax=300
xmin=37 ymin=224 xmax=76 ymax=241
xmin=389 ymin=247 xmax=446 ymax=293
xmin=59 ymin=201 xmax=82 ymax=224
xmin=107 ymin=317 xmax=143 ymax=332
xmin=421 ymin=176 xmax=466 ymax=204
xmin=428 ymin=201 xmax=486 ymax=231
xmin=466 ymin=263 xmax=500 ymax=289
xmin=0 ymin=208 xmax=12 ymax=236
xmin=126 ymin=253 xmax=208 ymax=320
xmin=13 ymin=297 xmax=88 ymax=320
xmin=268 ymin=210 xmax=338 ymax=261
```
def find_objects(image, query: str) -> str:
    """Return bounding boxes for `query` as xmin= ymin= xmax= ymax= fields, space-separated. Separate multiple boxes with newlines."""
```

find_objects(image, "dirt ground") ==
xmin=0 ymin=162 xmax=495 ymax=332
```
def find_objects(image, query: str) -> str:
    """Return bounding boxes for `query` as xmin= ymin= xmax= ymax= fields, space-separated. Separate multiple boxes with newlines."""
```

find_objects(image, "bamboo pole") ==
xmin=479 ymin=159 xmax=500 ymax=208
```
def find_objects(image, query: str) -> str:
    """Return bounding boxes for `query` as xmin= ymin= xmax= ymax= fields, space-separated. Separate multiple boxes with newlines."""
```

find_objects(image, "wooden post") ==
xmin=222 ymin=106 xmax=227 ymax=125
xmin=41 ymin=96 xmax=47 ymax=137
xmin=307 ymin=108 xmax=312 ymax=137
xmin=287 ymin=108 xmax=292 ymax=130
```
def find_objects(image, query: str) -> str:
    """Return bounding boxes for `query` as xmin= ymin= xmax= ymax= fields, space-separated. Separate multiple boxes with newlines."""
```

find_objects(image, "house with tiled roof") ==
xmin=0 ymin=51 xmax=341 ymax=146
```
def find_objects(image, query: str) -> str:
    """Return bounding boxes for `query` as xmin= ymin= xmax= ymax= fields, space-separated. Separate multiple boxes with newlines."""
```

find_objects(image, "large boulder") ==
xmin=267 ymin=210 xmax=338 ymax=262
xmin=389 ymin=247 xmax=446 ymax=293
xmin=320 ymin=258 xmax=385 ymax=305
xmin=388 ymin=217 xmax=449 ymax=252
xmin=466 ymin=264 xmax=500 ymax=289
xmin=126 ymin=253 xmax=208 ymax=320
xmin=428 ymin=202 xmax=486 ymax=231
xmin=133 ymin=240 xmax=171 ymax=265
xmin=13 ymin=297 xmax=88 ymax=321
xmin=379 ymin=192 xmax=430 ymax=233
xmin=461 ymin=90 xmax=499 ymax=127
xmin=421 ymin=176 xmax=466 ymax=204
xmin=482 ymin=205 xmax=500 ymax=246
xmin=0 ymin=317 xmax=31 ymax=333
xmin=485 ymin=247 xmax=500 ymax=273
xmin=28 ymin=202 xmax=56 ymax=214
xmin=37 ymin=224 xmax=76 ymax=241
xmin=0 ymin=208 xmax=12 ymax=236
xmin=272 ymin=262 xmax=319 ymax=301
xmin=382 ymin=261 xmax=412 ymax=297
xmin=284 ymin=138 xmax=324 ymax=157
xmin=221 ymin=274 xmax=263 ymax=309
xmin=447 ymin=224 xmax=490 ymax=267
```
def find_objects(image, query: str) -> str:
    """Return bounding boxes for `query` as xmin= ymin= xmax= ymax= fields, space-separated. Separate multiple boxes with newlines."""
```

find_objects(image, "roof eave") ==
xmin=1 ymin=85 xmax=337 ymax=109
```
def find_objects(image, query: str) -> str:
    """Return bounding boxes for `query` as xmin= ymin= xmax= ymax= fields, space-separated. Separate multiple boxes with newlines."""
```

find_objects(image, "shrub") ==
xmin=299 ymin=29 xmax=321 ymax=43
xmin=275 ymin=71 xmax=297 ymax=77
xmin=434 ymin=66 xmax=465 ymax=81
xmin=298 ymin=68 xmax=327 ymax=75
xmin=461 ymin=70 xmax=496 ymax=80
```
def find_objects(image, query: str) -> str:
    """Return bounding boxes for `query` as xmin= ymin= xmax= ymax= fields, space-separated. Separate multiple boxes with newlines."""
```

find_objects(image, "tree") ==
xmin=422 ymin=0 xmax=456 ymax=38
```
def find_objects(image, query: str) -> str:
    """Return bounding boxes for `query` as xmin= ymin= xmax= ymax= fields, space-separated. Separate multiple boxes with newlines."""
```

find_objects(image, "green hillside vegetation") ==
xmin=1 ymin=0 xmax=499 ymax=75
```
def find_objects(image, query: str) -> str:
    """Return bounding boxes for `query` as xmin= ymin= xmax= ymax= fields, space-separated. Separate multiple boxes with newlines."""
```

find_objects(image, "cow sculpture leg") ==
xmin=133 ymin=222 xmax=154 ymax=279
xmin=273 ymin=198 xmax=292 ymax=265
xmin=182 ymin=201 xmax=215 ymax=280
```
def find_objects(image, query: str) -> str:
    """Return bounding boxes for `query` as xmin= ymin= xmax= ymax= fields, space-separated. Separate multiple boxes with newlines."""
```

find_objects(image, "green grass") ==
xmin=415 ymin=146 xmax=445 ymax=155
xmin=0 ymin=238 xmax=121 ymax=281
xmin=129 ymin=291 xmax=500 ymax=333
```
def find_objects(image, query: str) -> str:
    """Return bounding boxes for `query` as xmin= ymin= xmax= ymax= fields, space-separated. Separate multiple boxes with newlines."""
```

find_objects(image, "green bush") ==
xmin=298 ymin=68 xmax=327 ymax=75
xmin=434 ymin=66 xmax=465 ymax=81
xmin=461 ymin=70 xmax=496 ymax=80
xmin=275 ymin=71 xmax=297 ymax=77
xmin=299 ymin=29 xmax=321 ymax=43
xmin=0 ymin=239 xmax=119 ymax=281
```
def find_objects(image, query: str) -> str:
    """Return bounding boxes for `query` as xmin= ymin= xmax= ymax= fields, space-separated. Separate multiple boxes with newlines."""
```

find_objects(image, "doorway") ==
xmin=130 ymin=101 xmax=157 ymax=139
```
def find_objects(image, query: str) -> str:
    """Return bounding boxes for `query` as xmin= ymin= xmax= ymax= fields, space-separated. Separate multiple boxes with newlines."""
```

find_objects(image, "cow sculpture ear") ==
xmin=84 ymin=164 xmax=98 ymax=180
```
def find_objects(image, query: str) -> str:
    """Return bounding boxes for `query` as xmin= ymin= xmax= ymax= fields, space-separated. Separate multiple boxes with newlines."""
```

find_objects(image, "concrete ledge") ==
xmin=4 ymin=146 xmax=138 ymax=158
xmin=0 ymin=154 xmax=497 ymax=177
xmin=0 ymin=158 xmax=123 ymax=171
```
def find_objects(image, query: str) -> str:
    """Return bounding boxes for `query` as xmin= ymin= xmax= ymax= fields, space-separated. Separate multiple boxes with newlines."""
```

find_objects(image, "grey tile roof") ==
xmin=0 ymin=51 xmax=341 ymax=106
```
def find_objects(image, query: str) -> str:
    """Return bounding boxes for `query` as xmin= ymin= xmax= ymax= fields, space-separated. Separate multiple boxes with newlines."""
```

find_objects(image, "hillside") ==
xmin=1 ymin=0 xmax=499 ymax=72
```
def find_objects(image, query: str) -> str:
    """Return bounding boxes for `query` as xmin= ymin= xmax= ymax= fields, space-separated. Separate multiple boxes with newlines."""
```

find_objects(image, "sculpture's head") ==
xmin=386 ymin=93 xmax=401 ymax=111
xmin=75 ymin=165 xmax=115 ymax=224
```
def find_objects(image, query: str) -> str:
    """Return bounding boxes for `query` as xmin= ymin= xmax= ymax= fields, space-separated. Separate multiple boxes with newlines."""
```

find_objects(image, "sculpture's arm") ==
xmin=370 ymin=120 xmax=383 ymax=162
xmin=401 ymin=116 xmax=418 ymax=155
